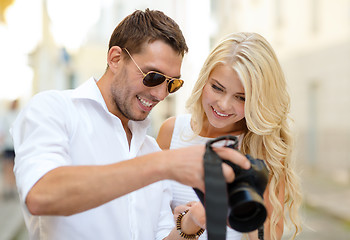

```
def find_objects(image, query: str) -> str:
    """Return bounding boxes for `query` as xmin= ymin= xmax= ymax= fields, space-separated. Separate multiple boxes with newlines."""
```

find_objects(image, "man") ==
xmin=12 ymin=9 xmax=250 ymax=240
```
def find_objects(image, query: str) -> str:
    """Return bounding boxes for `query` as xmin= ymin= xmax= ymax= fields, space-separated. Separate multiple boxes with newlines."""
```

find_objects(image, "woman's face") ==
xmin=201 ymin=64 xmax=245 ymax=132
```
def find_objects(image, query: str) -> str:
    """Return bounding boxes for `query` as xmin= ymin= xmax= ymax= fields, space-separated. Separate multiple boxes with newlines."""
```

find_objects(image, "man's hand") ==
xmin=165 ymin=145 xmax=250 ymax=192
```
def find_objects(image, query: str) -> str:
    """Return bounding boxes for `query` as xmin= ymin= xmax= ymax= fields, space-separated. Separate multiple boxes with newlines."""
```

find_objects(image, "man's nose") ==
xmin=149 ymin=82 xmax=169 ymax=101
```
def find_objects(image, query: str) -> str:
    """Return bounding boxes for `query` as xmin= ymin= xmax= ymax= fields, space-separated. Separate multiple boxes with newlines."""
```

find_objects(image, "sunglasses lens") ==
xmin=143 ymin=71 xmax=184 ymax=93
xmin=168 ymin=80 xmax=184 ymax=93
xmin=143 ymin=72 xmax=166 ymax=87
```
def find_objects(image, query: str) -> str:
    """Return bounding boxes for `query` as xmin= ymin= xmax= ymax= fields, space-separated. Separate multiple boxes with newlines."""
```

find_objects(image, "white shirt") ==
xmin=12 ymin=78 xmax=174 ymax=240
xmin=169 ymin=114 xmax=243 ymax=240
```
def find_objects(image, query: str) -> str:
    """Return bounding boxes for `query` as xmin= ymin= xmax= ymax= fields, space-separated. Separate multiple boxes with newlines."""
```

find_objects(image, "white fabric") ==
xmin=12 ymin=77 xmax=174 ymax=240
xmin=169 ymin=114 xmax=243 ymax=240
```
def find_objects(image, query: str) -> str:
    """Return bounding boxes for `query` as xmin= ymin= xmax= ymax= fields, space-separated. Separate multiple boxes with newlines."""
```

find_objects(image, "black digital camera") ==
xmin=195 ymin=136 xmax=269 ymax=233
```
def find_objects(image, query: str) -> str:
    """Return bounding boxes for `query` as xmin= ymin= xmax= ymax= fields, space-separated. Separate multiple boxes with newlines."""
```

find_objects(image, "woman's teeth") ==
xmin=213 ymin=108 xmax=229 ymax=117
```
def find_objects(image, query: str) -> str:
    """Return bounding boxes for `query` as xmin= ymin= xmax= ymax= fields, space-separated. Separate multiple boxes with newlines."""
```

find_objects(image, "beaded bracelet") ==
xmin=176 ymin=209 xmax=205 ymax=239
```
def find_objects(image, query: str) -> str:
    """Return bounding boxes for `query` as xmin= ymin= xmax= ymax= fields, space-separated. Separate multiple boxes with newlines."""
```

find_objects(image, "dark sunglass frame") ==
xmin=123 ymin=48 xmax=184 ymax=93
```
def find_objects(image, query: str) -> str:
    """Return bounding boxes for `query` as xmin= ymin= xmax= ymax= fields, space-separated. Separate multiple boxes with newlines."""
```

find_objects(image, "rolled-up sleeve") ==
xmin=12 ymin=91 xmax=74 ymax=204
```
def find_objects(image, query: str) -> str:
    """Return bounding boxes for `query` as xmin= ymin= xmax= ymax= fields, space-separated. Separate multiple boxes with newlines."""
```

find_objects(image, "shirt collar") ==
xmin=71 ymin=77 xmax=106 ymax=108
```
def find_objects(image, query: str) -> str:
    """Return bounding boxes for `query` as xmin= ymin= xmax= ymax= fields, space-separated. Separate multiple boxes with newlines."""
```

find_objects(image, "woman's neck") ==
xmin=198 ymin=118 xmax=247 ymax=138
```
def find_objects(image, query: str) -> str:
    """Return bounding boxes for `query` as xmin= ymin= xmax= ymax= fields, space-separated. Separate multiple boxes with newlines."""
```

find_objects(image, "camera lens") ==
xmin=233 ymin=201 xmax=260 ymax=220
xmin=227 ymin=186 xmax=267 ymax=232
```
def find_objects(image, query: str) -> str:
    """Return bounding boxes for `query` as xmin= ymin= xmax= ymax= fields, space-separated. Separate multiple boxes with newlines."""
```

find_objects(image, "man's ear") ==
xmin=107 ymin=46 xmax=123 ymax=70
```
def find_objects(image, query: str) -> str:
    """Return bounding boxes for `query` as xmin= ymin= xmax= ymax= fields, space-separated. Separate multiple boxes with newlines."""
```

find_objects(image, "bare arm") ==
xmin=25 ymin=146 xmax=202 ymax=216
xmin=26 ymin=150 xmax=169 ymax=216
xmin=27 ymin=144 xmax=249 ymax=216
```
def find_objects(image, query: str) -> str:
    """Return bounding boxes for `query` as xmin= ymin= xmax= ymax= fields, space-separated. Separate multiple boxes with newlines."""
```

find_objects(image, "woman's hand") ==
xmin=174 ymin=201 xmax=206 ymax=230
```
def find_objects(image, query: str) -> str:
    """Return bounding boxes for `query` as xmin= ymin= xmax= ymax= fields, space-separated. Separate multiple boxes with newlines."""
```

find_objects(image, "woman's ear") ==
xmin=107 ymin=46 xmax=123 ymax=70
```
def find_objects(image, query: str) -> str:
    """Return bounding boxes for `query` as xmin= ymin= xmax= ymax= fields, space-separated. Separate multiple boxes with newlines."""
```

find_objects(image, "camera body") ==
xmin=194 ymin=136 xmax=269 ymax=233
xmin=224 ymin=154 xmax=269 ymax=232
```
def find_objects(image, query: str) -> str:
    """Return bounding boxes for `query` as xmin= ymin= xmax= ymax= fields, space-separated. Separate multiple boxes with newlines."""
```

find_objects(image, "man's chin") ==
xmin=127 ymin=112 xmax=150 ymax=122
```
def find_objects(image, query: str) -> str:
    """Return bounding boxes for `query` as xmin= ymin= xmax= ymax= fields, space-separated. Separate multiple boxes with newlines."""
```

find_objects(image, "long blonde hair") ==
xmin=186 ymin=32 xmax=302 ymax=239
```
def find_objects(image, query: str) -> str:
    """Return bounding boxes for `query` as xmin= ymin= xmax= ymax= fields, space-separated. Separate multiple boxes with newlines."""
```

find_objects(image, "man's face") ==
xmin=110 ymin=40 xmax=183 ymax=123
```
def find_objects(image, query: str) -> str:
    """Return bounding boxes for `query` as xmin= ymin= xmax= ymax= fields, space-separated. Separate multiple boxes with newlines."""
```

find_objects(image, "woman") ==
xmin=157 ymin=32 xmax=302 ymax=240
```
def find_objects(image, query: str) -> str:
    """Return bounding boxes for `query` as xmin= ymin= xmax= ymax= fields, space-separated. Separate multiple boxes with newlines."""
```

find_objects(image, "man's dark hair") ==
xmin=108 ymin=8 xmax=188 ymax=57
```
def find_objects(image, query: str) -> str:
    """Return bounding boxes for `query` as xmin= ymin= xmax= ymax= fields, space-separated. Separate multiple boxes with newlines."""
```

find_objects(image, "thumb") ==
xmin=222 ymin=162 xmax=235 ymax=183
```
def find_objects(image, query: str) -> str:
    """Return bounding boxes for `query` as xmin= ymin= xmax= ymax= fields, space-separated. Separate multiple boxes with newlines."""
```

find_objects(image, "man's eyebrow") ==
xmin=143 ymin=66 xmax=181 ymax=79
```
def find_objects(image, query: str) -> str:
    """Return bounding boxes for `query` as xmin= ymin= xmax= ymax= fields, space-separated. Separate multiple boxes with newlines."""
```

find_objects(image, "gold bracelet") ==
xmin=176 ymin=209 xmax=205 ymax=239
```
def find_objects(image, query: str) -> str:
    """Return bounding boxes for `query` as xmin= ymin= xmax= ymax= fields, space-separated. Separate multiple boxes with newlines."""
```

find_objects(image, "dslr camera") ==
xmin=195 ymin=135 xmax=269 ymax=233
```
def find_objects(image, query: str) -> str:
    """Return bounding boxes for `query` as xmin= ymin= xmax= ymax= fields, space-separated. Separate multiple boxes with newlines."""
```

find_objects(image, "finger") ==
xmin=213 ymin=147 xmax=250 ymax=169
xmin=186 ymin=201 xmax=198 ymax=207
xmin=188 ymin=202 xmax=207 ymax=229
xmin=222 ymin=162 xmax=235 ymax=183
xmin=174 ymin=204 xmax=190 ymax=216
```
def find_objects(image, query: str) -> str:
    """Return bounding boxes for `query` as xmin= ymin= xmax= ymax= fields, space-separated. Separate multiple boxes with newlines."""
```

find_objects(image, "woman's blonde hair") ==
xmin=186 ymin=32 xmax=302 ymax=239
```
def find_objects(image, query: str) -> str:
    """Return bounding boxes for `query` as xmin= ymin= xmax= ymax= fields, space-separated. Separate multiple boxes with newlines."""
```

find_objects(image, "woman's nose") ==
xmin=217 ymin=96 xmax=232 ymax=111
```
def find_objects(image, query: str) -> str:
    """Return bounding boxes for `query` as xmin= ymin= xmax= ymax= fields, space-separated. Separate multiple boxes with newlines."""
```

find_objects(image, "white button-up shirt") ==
xmin=12 ymin=78 xmax=174 ymax=240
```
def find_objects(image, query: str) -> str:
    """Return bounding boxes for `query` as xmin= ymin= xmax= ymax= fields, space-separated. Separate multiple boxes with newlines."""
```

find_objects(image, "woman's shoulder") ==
xmin=156 ymin=116 xmax=176 ymax=150
xmin=160 ymin=114 xmax=191 ymax=132
xmin=161 ymin=116 xmax=177 ymax=132
xmin=156 ymin=114 xmax=192 ymax=149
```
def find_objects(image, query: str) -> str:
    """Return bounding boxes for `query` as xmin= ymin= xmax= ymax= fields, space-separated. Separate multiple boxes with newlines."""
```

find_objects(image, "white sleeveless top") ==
xmin=169 ymin=114 xmax=243 ymax=240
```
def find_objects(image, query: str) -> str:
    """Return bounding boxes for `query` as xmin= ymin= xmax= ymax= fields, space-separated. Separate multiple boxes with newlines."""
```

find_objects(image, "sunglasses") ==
xmin=123 ymin=48 xmax=184 ymax=93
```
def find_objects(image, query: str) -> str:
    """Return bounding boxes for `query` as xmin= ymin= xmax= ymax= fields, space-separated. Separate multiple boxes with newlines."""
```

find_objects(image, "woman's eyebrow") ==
xmin=212 ymin=79 xmax=226 ymax=89
xmin=212 ymin=79 xmax=245 ymax=95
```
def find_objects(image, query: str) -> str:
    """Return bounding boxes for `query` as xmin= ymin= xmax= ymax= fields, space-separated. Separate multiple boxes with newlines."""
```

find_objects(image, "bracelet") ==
xmin=176 ymin=209 xmax=205 ymax=239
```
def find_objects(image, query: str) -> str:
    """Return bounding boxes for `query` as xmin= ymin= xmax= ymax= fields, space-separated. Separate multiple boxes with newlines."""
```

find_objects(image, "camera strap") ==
xmin=201 ymin=142 xmax=228 ymax=240
xmin=258 ymin=226 xmax=264 ymax=240
xmin=195 ymin=137 xmax=265 ymax=240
